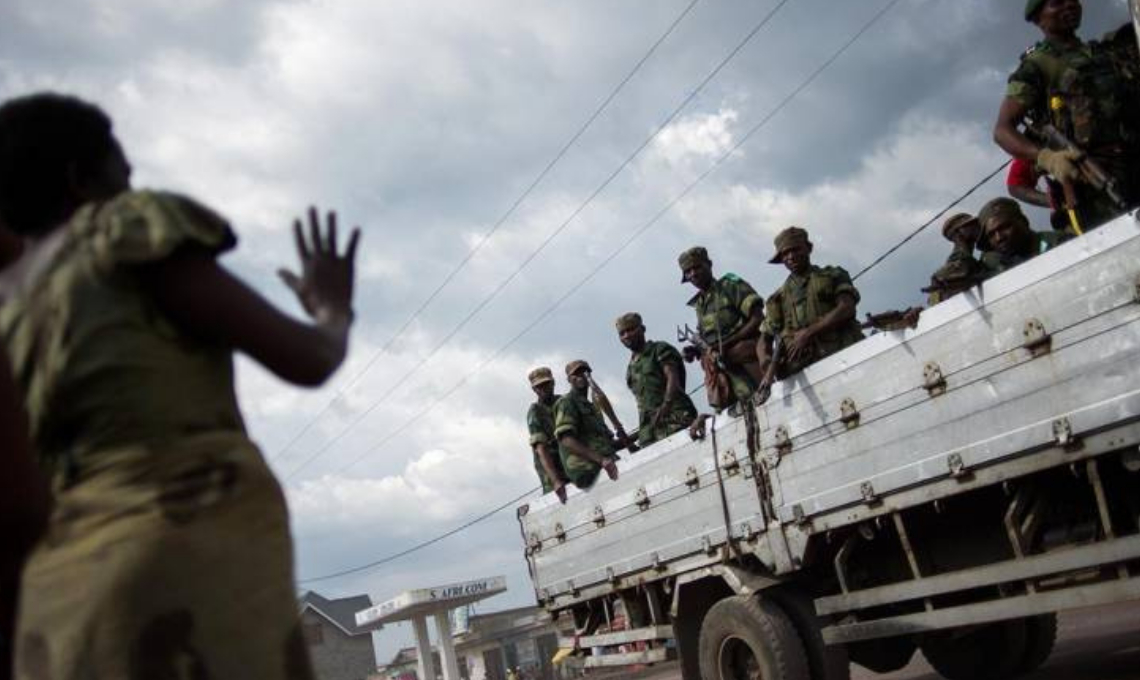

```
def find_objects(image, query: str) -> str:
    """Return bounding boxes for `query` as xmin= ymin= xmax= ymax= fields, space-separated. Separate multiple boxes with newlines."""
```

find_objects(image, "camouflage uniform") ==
xmin=687 ymin=274 xmax=762 ymax=402
xmin=979 ymin=232 xmax=1067 ymax=275
xmin=553 ymin=390 xmax=616 ymax=489
xmin=526 ymin=395 xmax=563 ymax=493
xmin=1006 ymin=27 xmax=1140 ymax=227
xmin=762 ymin=266 xmax=863 ymax=375
xmin=626 ymin=340 xmax=698 ymax=446
xmin=977 ymin=197 xmax=1069 ymax=275
xmin=928 ymin=213 xmax=987 ymax=305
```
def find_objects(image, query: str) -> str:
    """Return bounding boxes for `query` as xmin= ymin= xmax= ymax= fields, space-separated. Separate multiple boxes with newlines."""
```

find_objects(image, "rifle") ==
xmin=754 ymin=335 xmax=784 ymax=405
xmin=861 ymin=307 xmax=923 ymax=332
xmin=678 ymin=324 xmax=734 ymax=409
xmin=585 ymin=372 xmax=638 ymax=453
xmin=1033 ymin=122 xmax=1128 ymax=214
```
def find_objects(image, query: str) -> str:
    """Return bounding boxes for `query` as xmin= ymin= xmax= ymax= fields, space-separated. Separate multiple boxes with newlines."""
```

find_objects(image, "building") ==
xmin=300 ymin=591 xmax=378 ymax=680
xmin=455 ymin=606 xmax=575 ymax=680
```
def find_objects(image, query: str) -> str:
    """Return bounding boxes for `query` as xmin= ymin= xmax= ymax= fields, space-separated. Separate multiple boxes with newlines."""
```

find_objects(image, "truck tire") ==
xmin=1017 ymin=614 xmax=1057 ymax=674
xmin=698 ymin=595 xmax=811 ymax=680
xmin=767 ymin=588 xmax=850 ymax=680
xmin=921 ymin=619 xmax=1027 ymax=680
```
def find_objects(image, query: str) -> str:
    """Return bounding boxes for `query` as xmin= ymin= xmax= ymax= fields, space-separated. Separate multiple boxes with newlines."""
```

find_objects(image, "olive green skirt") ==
xmin=14 ymin=432 xmax=313 ymax=680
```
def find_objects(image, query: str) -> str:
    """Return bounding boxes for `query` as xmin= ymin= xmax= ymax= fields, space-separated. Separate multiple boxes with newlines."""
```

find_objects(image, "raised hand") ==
xmin=278 ymin=206 xmax=361 ymax=323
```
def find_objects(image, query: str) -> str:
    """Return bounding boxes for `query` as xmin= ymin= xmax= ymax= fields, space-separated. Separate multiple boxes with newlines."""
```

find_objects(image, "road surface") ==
xmin=612 ymin=600 xmax=1140 ymax=680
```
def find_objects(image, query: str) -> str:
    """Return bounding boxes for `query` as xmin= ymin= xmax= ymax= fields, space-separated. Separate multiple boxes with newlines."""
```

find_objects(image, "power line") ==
xmin=851 ymin=159 xmax=1012 ymax=281
xmin=293 ymin=2 xmax=929 ymax=583
xmin=320 ymin=0 xmax=903 ymax=476
xmin=269 ymin=0 xmax=702 ymax=464
xmin=296 ymin=486 xmax=539 ymax=584
xmin=302 ymin=164 xmax=1013 ymax=584
xmin=282 ymin=0 xmax=798 ymax=481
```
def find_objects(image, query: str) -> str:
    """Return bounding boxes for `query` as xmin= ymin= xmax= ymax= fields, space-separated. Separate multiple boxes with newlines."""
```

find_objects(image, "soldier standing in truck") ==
xmin=994 ymin=0 xmax=1140 ymax=230
xmin=678 ymin=246 xmax=764 ymax=408
xmin=553 ymin=360 xmax=620 ymax=490
xmin=758 ymin=227 xmax=863 ymax=379
xmin=616 ymin=312 xmax=697 ymax=447
xmin=526 ymin=367 xmax=569 ymax=503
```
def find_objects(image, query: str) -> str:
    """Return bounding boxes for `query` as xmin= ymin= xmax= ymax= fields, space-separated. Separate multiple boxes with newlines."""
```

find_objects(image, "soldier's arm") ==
xmin=797 ymin=285 xmax=858 ymax=345
xmin=533 ymin=442 xmax=567 ymax=486
xmin=994 ymin=97 xmax=1041 ymax=161
xmin=558 ymin=434 xmax=606 ymax=465
xmin=724 ymin=301 xmax=763 ymax=346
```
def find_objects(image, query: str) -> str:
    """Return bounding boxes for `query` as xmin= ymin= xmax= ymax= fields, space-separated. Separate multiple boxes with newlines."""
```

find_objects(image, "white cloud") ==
xmin=653 ymin=107 xmax=740 ymax=167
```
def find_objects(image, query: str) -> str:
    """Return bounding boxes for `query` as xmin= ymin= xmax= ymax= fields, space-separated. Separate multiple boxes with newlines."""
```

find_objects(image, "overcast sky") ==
xmin=2 ymin=0 xmax=1134 ymax=663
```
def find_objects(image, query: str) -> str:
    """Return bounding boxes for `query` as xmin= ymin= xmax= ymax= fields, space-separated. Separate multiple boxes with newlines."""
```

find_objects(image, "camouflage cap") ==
xmin=769 ymin=226 xmax=811 ymax=264
xmin=678 ymin=246 xmax=710 ymax=282
xmin=978 ymin=197 xmax=1028 ymax=232
xmin=1024 ymin=0 xmax=1046 ymax=21
xmin=527 ymin=366 xmax=555 ymax=388
xmin=941 ymin=213 xmax=980 ymax=240
xmin=565 ymin=359 xmax=592 ymax=377
xmin=615 ymin=312 xmax=643 ymax=332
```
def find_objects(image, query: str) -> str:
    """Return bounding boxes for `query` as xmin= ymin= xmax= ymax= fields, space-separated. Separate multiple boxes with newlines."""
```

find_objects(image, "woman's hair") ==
xmin=0 ymin=93 xmax=116 ymax=236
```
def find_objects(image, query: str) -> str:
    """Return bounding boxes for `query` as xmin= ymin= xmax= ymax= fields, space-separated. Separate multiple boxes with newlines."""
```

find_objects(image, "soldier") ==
xmin=616 ymin=312 xmax=698 ymax=447
xmin=553 ymin=360 xmax=620 ymax=490
xmin=678 ymin=246 xmax=764 ymax=407
xmin=994 ymin=0 xmax=1140 ymax=230
xmin=977 ymin=197 xmax=1069 ymax=275
xmin=926 ymin=213 xmax=988 ymax=305
xmin=758 ymin=227 xmax=863 ymax=378
xmin=526 ymin=367 xmax=569 ymax=503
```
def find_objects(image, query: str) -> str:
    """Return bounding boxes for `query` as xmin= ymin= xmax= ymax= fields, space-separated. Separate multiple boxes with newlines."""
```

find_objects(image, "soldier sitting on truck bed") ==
xmin=757 ymin=226 xmax=863 ymax=378
xmin=526 ymin=366 xmax=569 ymax=503
xmin=553 ymin=360 xmax=620 ymax=490
xmin=616 ymin=312 xmax=697 ymax=447
xmin=926 ymin=213 xmax=989 ymax=305
xmin=678 ymin=246 xmax=764 ymax=409
xmin=977 ymin=197 xmax=1070 ymax=275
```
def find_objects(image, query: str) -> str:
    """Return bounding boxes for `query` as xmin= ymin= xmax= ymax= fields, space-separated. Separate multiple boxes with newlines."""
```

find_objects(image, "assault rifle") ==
xmin=861 ymin=307 xmax=923 ymax=332
xmin=1032 ymin=122 xmax=1128 ymax=212
xmin=677 ymin=324 xmax=715 ymax=365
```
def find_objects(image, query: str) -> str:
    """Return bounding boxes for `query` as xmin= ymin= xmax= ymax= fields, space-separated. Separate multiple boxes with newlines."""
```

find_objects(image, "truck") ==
xmin=517 ymin=210 xmax=1140 ymax=680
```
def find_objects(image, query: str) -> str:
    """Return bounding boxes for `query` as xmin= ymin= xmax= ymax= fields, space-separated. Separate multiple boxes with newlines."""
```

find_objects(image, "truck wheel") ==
xmin=1017 ymin=614 xmax=1057 ymax=673
xmin=767 ymin=588 xmax=850 ymax=680
xmin=921 ymin=619 xmax=1027 ymax=680
xmin=698 ymin=595 xmax=811 ymax=680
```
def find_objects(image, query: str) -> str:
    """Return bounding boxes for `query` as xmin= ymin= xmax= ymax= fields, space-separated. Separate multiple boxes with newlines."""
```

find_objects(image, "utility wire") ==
xmin=321 ymin=0 xmax=903 ymax=476
xmin=300 ymin=160 xmax=1010 ymax=582
xmin=296 ymin=486 xmax=540 ymax=584
xmin=852 ymin=159 xmax=1012 ymax=281
xmin=269 ymin=0 xmax=702 ymax=464
xmin=293 ymin=2 xmax=921 ymax=582
xmin=283 ymin=0 xmax=797 ymax=481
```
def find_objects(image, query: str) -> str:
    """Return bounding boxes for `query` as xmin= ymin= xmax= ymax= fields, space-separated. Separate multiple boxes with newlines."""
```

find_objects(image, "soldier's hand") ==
xmin=602 ymin=459 xmax=619 ymax=481
xmin=1036 ymin=148 xmax=1083 ymax=184
xmin=787 ymin=328 xmax=814 ymax=361
xmin=689 ymin=414 xmax=710 ymax=441
xmin=278 ymin=206 xmax=361 ymax=323
xmin=554 ymin=483 xmax=568 ymax=504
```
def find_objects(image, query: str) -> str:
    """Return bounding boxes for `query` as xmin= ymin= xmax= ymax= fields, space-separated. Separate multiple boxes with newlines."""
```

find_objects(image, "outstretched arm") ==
xmin=144 ymin=207 xmax=361 ymax=387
